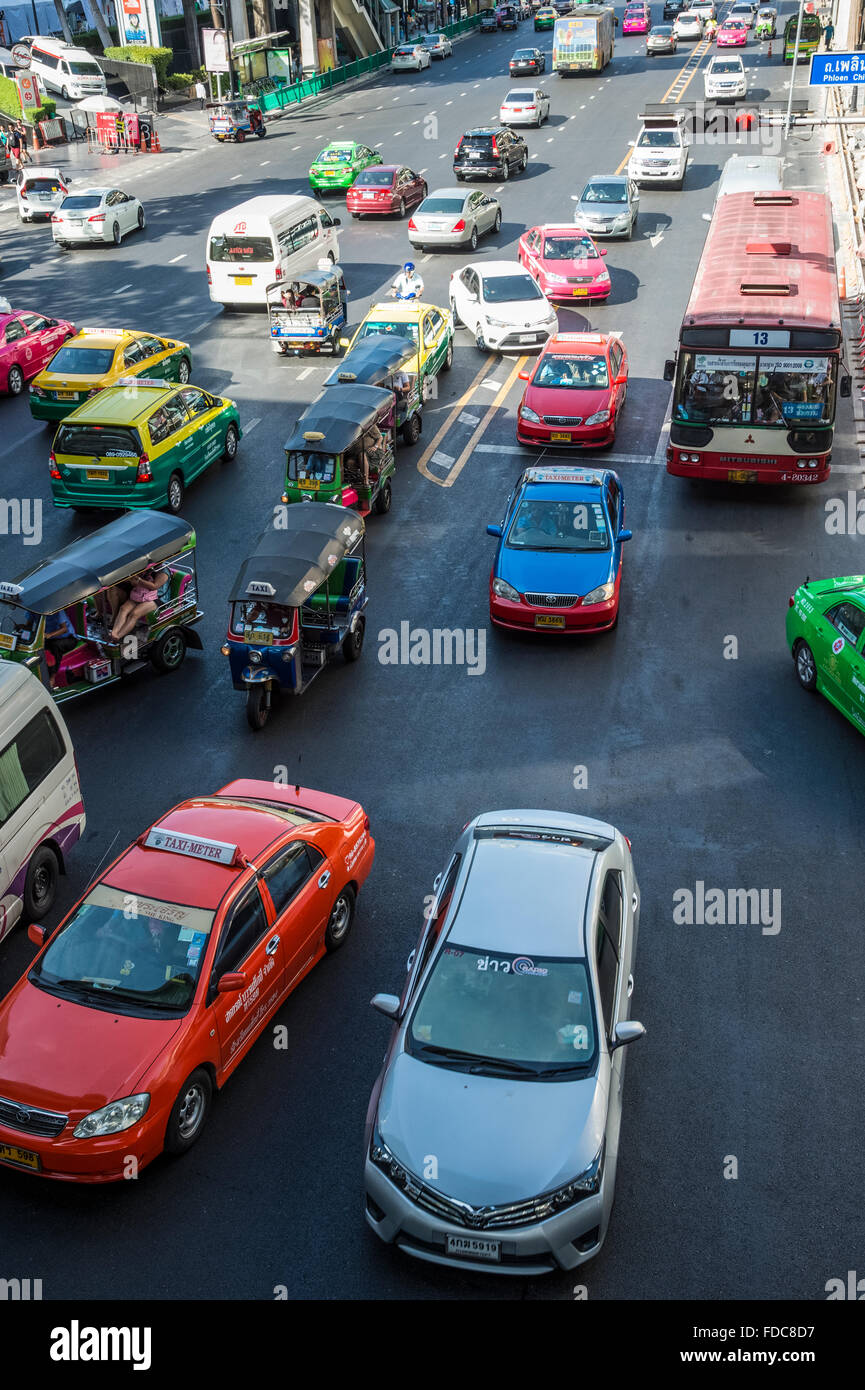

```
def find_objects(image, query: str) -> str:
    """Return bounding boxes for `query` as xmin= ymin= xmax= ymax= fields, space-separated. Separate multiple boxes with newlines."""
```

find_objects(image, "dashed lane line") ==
xmin=432 ymin=356 xmax=527 ymax=489
xmin=417 ymin=356 xmax=498 ymax=485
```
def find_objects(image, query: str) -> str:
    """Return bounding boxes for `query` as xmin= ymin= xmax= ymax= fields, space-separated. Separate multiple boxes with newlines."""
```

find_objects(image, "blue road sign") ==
xmin=809 ymin=52 xmax=865 ymax=85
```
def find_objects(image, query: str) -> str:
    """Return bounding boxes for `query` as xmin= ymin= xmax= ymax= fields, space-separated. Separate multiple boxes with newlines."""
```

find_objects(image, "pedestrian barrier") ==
xmin=38 ymin=117 xmax=66 ymax=145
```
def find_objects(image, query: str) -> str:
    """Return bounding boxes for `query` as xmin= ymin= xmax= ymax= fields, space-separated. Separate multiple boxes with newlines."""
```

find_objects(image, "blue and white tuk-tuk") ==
xmin=266 ymin=264 xmax=348 ymax=356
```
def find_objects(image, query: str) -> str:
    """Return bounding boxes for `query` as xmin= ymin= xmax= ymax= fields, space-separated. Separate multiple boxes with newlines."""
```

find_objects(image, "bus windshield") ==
xmin=675 ymin=351 xmax=834 ymax=426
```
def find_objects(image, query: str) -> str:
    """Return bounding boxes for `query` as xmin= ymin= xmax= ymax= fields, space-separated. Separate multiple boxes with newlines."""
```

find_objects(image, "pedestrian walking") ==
xmin=7 ymin=124 xmax=21 ymax=171
xmin=194 ymin=79 xmax=207 ymax=110
xmin=823 ymin=19 xmax=834 ymax=49
xmin=16 ymin=122 xmax=30 ymax=164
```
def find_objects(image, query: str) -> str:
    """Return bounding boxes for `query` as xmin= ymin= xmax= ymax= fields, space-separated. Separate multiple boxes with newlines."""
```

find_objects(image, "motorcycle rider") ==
xmin=391 ymin=261 xmax=425 ymax=299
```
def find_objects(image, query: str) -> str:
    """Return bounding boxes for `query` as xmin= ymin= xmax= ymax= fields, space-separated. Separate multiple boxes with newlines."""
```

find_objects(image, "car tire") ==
xmin=223 ymin=423 xmax=239 ymax=461
xmin=351 ymin=211 xmax=360 ymax=219
xmin=23 ymin=844 xmax=59 ymax=922
xmin=476 ymin=327 xmax=487 ymax=352
xmin=455 ymin=172 xmax=464 ymax=182
xmin=166 ymin=471 xmax=185 ymax=513
xmin=246 ymin=685 xmax=272 ymax=730
xmin=493 ymin=208 xmax=502 ymax=234
xmin=112 ymin=221 xmax=121 ymax=246
xmin=176 ymin=357 xmax=191 ymax=384
xmin=442 ymin=336 xmax=454 ymax=371
xmin=402 ymin=412 xmax=422 ymax=445
xmin=236 ymin=129 xmax=245 ymax=143
xmin=373 ymin=480 xmax=392 ymax=515
xmin=397 ymin=198 xmax=406 ymax=218
xmin=450 ymin=297 xmax=462 ymax=327
xmin=469 ymin=224 xmax=478 ymax=251
xmin=794 ymin=640 xmax=818 ymax=692
xmin=324 ymin=884 xmax=356 ymax=952
xmin=520 ymin=151 xmax=528 ymax=171
xmin=7 ymin=364 xmax=24 ymax=396
xmin=164 ymin=1068 xmax=212 ymax=1157
xmin=137 ymin=207 xmax=145 ymax=231
xmin=343 ymin=614 xmax=366 ymax=657
xmin=61 ymin=86 xmax=70 ymax=101
xmin=421 ymin=183 xmax=428 ymax=199
xmin=150 ymin=626 xmax=187 ymax=674
xmin=502 ymin=162 xmax=510 ymax=181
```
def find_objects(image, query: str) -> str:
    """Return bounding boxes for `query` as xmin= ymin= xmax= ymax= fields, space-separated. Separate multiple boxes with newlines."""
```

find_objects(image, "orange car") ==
xmin=0 ymin=780 xmax=374 ymax=1182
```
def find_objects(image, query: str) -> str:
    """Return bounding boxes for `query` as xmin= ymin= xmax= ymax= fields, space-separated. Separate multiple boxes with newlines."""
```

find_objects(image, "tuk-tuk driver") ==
xmin=392 ymin=368 xmax=411 ymax=398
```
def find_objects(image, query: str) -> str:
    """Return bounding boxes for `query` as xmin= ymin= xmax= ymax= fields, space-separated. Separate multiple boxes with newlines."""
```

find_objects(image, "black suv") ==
xmin=454 ymin=127 xmax=529 ymax=182
xmin=662 ymin=0 xmax=685 ymax=16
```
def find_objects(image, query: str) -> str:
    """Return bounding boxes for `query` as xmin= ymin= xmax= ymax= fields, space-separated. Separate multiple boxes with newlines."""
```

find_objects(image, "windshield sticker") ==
xmin=758 ymin=355 xmax=829 ymax=374
xmin=512 ymin=956 xmax=549 ymax=977
xmin=568 ymin=990 xmax=583 ymax=1004
xmin=87 ymin=883 xmax=216 ymax=934
xmin=695 ymin=354 xmax=754 ymax=374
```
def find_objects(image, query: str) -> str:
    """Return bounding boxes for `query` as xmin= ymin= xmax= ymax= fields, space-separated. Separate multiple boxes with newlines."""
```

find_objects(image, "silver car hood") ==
xmin=377 ymin=1050 xmax=608 ymax=1206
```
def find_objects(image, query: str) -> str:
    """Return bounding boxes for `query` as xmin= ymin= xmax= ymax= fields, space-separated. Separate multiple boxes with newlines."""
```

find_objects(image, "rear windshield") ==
xmin=512 ymin=50 xmax=538 ymax=58
xmin=55 ymin=424 xmax=142 ymax=457
xmin=460 ymin=135 xmax=493 ymax=149
xmin=46 ymin=345 xmax=115 ymax=374
xmin=316 ymin=147 xmax=351 ymax=161
xmin=505 ymin=90 xmax=535 ymax=102
xmin=209 ymin=234 xmax=275 ymax=263
xmin=418 ymin=197 xmax=464 ymax=213
xmin=68 ymin=60 xmax=102 ymax=75
xmin=24 ymin=178 xmax=63 ymax=193
xmin=353 ymin=168 xmax=395 ymax=186
xmin=61 ymin=195 xmax=101 ymax=210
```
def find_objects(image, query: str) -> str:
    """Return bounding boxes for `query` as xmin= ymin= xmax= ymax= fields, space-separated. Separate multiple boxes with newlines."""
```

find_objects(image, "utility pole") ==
xmin=784 ymin=0 xmax=806 ymax=136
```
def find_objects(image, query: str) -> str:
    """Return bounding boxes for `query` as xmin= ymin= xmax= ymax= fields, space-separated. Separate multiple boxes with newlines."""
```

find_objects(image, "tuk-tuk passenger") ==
xmin=282 ymin=282 xmax=302 ymax=309
xmin=362 ymin=421 xmax=388 ymax=481
xmin=110 ymin=566 xmax=169 ymax=641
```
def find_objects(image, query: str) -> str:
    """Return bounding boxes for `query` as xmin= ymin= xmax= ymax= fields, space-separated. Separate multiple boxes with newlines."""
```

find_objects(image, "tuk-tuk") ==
xmin=0 ymin=511 xmax=202 ymax=703
xmin=282 ymin=383 xmax=397 ymax=517
xmin=755 ymin=6 xmax=776 ymax=38
xmin=207 ymin=99 xmax=266 ymax=142
xmin=267 ymin=265 xmax=348 ymax=357
xmin=323 ymin=333 xmax=423 ymax=446
xmin=223 ymin=503 xmax=367 ymax=730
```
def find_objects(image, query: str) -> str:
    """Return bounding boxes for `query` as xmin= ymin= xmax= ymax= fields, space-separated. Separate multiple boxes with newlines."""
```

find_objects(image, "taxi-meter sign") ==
xmin=11 ymin=43 xmax=32 ymax=68
xmin=16 ymin=71 xmax=40 ymax=111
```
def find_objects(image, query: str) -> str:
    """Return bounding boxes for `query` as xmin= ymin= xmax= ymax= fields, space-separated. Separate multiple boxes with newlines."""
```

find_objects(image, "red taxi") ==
xmin=717 ymin=19 xmax=747 ymax=44
xmin=346 ymin=165 xmax=428 ymax=219
xmin=0 ymin=780 xmax=374 ymax=1182
xmin=518 ymin=224 xmax=611 ymax=302
xmin=516 ymin=331 xmax=628 ymax=449
xmin=0 ymin=310 xmax=75 ymax=397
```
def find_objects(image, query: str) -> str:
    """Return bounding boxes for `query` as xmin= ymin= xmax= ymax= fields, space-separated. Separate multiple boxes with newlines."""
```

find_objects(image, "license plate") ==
xmin=727 ymin=469 xmax=757 ymax=483
xmin=0 ymin=633 xmax=15 ymax=650
xmin=519 ymin=334 xmax=536 ymax=343
xmin=55 ymin=391 xmax=77 ymax=401
xmin=68 ymin=217 xmax=82 ymax=224
xmin=0 ymin=1143 xmax=40 ymax=1171
xmin=233 ymin=275 xmax=253 ymax=286
xmin=298 ymin=478 xmax=321 ymax=490
xmin=469 ymin=152 xmax=482 ymax=159
xmin=86 ymin=469 xmax=110 ymax=481
xmin=551 ymin=431 xmax=571 ymax=442
xmin=246 ymin=628 xmax=273 ymax=645
xmin=535 ymin=614 xmax=566 ymax=628
xmin=445 ymin=1234 xmax=501 ymax=1262
xmin=571 ymin=288 xmax=588 ymax=296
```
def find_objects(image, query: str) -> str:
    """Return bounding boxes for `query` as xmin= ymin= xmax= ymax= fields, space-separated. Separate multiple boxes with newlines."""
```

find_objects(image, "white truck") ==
xmin=627 ymin=110 xmax=689 ymax=189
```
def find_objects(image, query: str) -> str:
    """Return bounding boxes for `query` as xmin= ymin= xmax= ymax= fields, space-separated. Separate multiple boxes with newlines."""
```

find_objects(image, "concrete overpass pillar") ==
xmin=299 ymin=0 xmax=320 ymax=71
xmin=229 ymin=0 xmax=251 ymax=42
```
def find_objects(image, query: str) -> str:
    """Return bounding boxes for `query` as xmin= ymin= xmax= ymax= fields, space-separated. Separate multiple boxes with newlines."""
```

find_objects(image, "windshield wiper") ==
xmin=415 ymin=1043 xmax=537 ymax=1074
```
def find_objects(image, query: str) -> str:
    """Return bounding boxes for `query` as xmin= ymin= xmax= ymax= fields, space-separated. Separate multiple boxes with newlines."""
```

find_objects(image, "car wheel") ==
xmin=450 ymin=297 xmax=462 ymax=327
xmin=7 ymin=364 xmax=24 ymax=396
xmin=794 ymin=640 xmax=818 ymax=692
xmin=176 ymin=356 xmax=191 ymax=384
xmin=137 ymin=206 xmax=145 ymax=231
xmin=397 ymin=198 xmax=406 ymax=217
xmin=442 ymin=336 xmax=454 ymax=371
xmin=112 ymin=221 xmax=121 ymax=246
xmin=455 ymin=173 xmax=464 ymax=182
xmin=164 ymin=1068 xmax=212 ymax=1157
xmin=402 ymin=412 xmax=422 ymax=445
xmin=469 ymin=223 xmax=478 ymax=250
xmin=520 ymin=151 xmax=528 ymax=171
xmin=351 ymin=211 xmax=360 ymax=220
xmin=150 ymin=626 xmax=187 ymax=674
xmin=373 ymin=477 xmax=392 ymax=514
xmin=166 ymin=472 xmax=185 ymax=513
xmin=223 ymin=423 xmax=239 ymax=461
xmin=61 ymin=86 xmax=70 ymax=101
xmin=246 ymin=685 xmax=272 ymax=730
xmin=476 ymin=326 xmax=487 ymax=351
xmin=493 ymin=208 xmax=502 ymax=234
xmin=236 ymin=129 xmax=245 ymax=142
xmin=421 ymin=183 xmax=428 ymax=198
xmin=324 ymin=884 xmax=356 ymax=952
xmin=502 ymin=162 xmax=510 ymax=181
xmin=24 ymin=844 xmax=59 ymax=922
xmin=343 ymin=614 xmax=366 ymax=657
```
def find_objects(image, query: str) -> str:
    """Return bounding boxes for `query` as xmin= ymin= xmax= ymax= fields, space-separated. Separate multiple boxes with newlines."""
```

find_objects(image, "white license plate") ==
xmin=519 ymin=334 xmax=536 ymax=343
xmin=445 ymin=1234 xmax=501 ymax=1262
xmin=363 ymin=191 xmax=375 ymax=198
xmin=68 ymin=218 xmax=82 ymax=224
xmin=469 ymin=152 xmax=482 ymax=159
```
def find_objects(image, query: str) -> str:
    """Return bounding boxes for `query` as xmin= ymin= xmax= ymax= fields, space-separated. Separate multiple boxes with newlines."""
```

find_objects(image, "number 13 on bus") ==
xmin=663 ymin=191 xmax=851 ymax=485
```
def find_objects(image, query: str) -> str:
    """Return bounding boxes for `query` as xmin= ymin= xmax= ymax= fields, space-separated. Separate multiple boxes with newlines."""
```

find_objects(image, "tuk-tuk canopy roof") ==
xmin=322 ymin=333 xmax=415 ymax=388
xmin=0 ymin=511 xmax=194 ymax=615
xmin=267 ymin=265 xmax=345 ymax=297
xmin=284 ymin=384 xmax=393 ymax=456
xmin=229 ymin=504 xmax=365 ymax=609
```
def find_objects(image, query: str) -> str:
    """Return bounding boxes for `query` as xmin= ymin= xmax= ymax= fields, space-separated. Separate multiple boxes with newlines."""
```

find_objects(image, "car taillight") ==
xmin=136 ymin=453 xmax=153 ymax=483
xmin=363 ymin=813 xmax=370 ymax=832
xmin=275 ymin=266 xmax=283 ymax=279
xmin=49 ymin=452 xmax=60 ymax=480
xmin=455 ymin=135 xmax=464 ymax=155
xmin=408 ymin=216 xmax=417 ymax=230
xmin=452 ymin=218 xmax=466 ymax=231
xmin=788 ymin=595 xmax=795 ymax=608
xmin=491 ymin=137 xmax=499 ymax=156
xmin=51 ymin=214 xmax=61 ymax=222
xmin=207 ymin=266 xmax=212 ymax=284
xmin=88 ymin=213 xmax=105 ymax=223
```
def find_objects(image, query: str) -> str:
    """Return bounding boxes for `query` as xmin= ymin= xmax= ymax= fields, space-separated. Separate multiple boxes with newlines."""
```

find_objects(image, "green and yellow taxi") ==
xmin=534 ymin=5 xmax=557 ymax=30
xmin=29 ymin=327 xmax=193 ymax=423
xmin=49 ymin=378 xmax=241 ymax=515
xmin=787 ymin=575 xmax=865 ymax=738
xmin=347 ymin=301 xmax=454 ymax=397
xmin=309 ymin=141 xmax=383 ymax=192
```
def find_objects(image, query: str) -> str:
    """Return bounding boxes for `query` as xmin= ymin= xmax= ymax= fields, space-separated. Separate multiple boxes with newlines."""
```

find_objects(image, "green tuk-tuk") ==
xmin=783 ymin=11 xmax=821 ymax=61
xmin=0 ymin=511 xmax=203 ymax=703
xmin=322 ymin=333 xmax=424 ymax=445
xmin=281 ymin=383 xmax=397 ymax=517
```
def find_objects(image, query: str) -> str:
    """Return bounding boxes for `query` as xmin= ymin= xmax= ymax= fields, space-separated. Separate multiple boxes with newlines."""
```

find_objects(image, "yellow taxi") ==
xmin=347 ymin=302 xmax=453 ymax=396
xmin=50 ymin=378 xmax=241 ymax=514
xmin=29 ymin=327 xmax=193 ymax=423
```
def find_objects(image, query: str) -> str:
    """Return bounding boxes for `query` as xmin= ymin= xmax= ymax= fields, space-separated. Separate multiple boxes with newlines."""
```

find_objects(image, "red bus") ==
xmin=664 ymin=191 xmax=851 ymax=485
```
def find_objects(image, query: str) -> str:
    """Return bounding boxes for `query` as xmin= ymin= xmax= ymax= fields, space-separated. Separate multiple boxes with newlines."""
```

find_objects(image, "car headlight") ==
xmin=493 ymin=576 xmax=521 ymax=602
xmin=546 ymin=1143 xmax=606 ymax=1209
xmin=370 ymin=1125 xmax=420 ymax=1192
xmin=519 ymin=405 xmax=541 ymax=423
xmin=73 ymin=1093 xmax=150 ymax=1139
xmin=544 ymin=271 xmax=569 ymax=283
xmin=596 ymin=271 xmax=610 ymax=283
xmin=585 ymin=409 xmax=611 ymax=426
xmin=583 ymin=582 xmax=615 ymax=604
xmin=484 ymin=315 xmax=512 ymax=328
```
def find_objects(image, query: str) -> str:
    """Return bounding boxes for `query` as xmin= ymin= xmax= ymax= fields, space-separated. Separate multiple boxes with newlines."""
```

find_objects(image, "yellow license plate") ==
xmin=0 ymin=633 xmax=15 ymax=650
xmin=551 ymin=432 xmax=571 ymax=442
xmin=0 ymin=1143 xmax=40 ymax=1170
xmin=245 ymin=628 xmax=273 ymax=645
xmin=535 ymin=614 xmax=565 ymax=629
xmin=298 ymin=478 xmax=321 ymax=490
xmin=571 ymin=288 xmax=588 ymax=296
xmin=56 ymin=391 xmax=77 ymax=401
xmin=86 ymin=469 xmax=110 ymax=481
xmin=233 ymin=275 xmax=253 ymax=286
xmin=728 ymin=470 xmax=757 ymax=483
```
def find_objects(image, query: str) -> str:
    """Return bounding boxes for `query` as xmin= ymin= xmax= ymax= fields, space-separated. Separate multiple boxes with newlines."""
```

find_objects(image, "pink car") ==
xmin=0 ymin=310 xmax=75 ymax=397
xmin=623 ymin=5 xmax=651 ymax=33
xmin=717 ymin=19 xmax=747 ymax=45
xmin=518 ymin=223 xmax=611 ymax=303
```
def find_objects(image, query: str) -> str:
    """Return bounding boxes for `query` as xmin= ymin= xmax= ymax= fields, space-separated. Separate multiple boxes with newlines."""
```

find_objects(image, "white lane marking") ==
xmin=546 ymin=137 xmax=554 ymax=143
xmin=439 ymin=152 xmax=448 ymax=158
xmin=292 ymin=144 xmax=301 ymax=149
xmin=298 ymin=367 xmax=314 ymax=380
xmin=154 ymin=209 xmax=169 ymax=215
xmin=430 ymin=449 xmax=455 ymax=466
xmin=495 ymin=185 xmax=504 ymax=192
xmin=190 ymin=320 xmax=217 ymax=333
xmin=260 ymin=160 xmax=270 ymax=166
xmin=412 ymin=119 xmax=421 ymax=125
xmin=393 ymin=130 xmax=402 ymax=136
xmin=116 ymin=282 xmax=132 ymax=292
xmin=420 ymin=253 xmax=431 ymax=262
xmin=169 ymin=254 xmax=186 ymax=263
xmin=580 ymin=103 xmax=586 ymax=109
xmin=244 ymin=417 xmax=261 ymax=433
xmin=230 ymin=173 xmax=243 ymax=180
xmin=473 ymin=443 xmax=653 ymax=463
xmin=480 ymin=380 xmax=503 ymax=391
xmin=336 ymin=124 xmax=344 ymax=129
xmin=0 ymin=423 xmax=43 ymax=461
xmin=473 ymin=82 xmax=480 ymax=87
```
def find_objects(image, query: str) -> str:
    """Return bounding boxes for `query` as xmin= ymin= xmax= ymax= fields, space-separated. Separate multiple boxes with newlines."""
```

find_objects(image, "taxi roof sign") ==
xmin=80 ymin=327 xmax=129 ymax=337
xmin=142 ymin=828 xmax=239 ymax=866
xmin=525 ymin=468 xmax=602 ymax=485
xmin=115 ymin=377 xmax=169 ymax=389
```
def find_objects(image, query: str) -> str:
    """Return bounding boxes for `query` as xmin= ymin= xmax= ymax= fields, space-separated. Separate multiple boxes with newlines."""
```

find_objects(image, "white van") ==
xmin=716 ymin=154 xmax=784 ymax=203
xmin=28 ymin=38 xmax=107 ymax=101
xmin=0 ymin=665 xmax=85 ymax=946
xmin=206 ymin=195 xmax=341 ymax=309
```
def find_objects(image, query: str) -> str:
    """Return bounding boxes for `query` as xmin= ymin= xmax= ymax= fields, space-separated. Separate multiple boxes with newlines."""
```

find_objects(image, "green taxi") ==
xmin=309 ymin=141 xmax=383 ymax=193
xmin=787 ymin=575 xmax=865 ymax=737
xmin=50 ymin=378 xmax=241 ymax=514
xmin=534 ymin=6 xmax=557 ymax=30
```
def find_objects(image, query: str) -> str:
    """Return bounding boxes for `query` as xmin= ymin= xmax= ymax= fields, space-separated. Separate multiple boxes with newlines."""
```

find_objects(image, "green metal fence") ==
xmin=256 ymin=16 xmax=482 ymax=114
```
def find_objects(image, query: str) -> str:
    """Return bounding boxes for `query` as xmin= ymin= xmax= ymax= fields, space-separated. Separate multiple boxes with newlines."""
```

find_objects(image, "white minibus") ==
xmin=206 ymin=195 xmax=341 ymax=309
xmin=28 ymin=38 xmax=107 ymax=101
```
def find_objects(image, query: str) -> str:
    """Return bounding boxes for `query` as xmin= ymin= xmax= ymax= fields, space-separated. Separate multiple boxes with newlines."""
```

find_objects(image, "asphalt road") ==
xmin=1 ymin=7 xmax=863 ymax=1301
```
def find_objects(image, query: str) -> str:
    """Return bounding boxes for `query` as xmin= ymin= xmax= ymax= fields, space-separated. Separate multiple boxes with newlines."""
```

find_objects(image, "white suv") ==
xmin=704 ymin=54 xmax=747 ymax=102
xmin=627 ymin=113 xmax=689 ymax=188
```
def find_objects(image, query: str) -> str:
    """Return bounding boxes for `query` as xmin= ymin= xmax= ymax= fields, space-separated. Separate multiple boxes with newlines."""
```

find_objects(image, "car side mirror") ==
xmin=617 ymin=529 xmax=633 ymax=542
xmin=663 ymin=359 xmax=676 ymax=382
xmin=611 ymin=1019 xmax=645 ymax=1052
xmin=27 ymin=923 xmax=47 ymax=948
xmin=487 ymin=523 xmax=503 ymax=537
xmin=518 ymin=368 xmax=530 ymax=380
xmin=217 ymin=971 xmax=246 ymax=994
xmin=627 ymin=139 xmax=635 ymax=147
xmin=433 ymin=871 xmax=443 ymax=889
xmin=840 ymin=374 xmax=852 ymax=398
xmin=371 ymin=992 xmax=401 ymax=1020
xmin=600 ymin=248 xmax=607 ymax=256
xmin=614 ymin=373 xmax=627 ymax=385
xmin=332 ymin=216 xmax=341 ymax=226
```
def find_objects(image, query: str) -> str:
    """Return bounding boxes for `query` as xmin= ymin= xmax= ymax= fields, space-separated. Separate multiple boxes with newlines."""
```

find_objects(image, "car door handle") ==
xmin=265 ymin=934 xmax=280 ymax=956
xmin=632 ymin=892 xmax=638 ymax=913
xmin=317 ymin=870 xmax=331 ymax=889
xmin=627 ymin=974 xmax=634 ymax=998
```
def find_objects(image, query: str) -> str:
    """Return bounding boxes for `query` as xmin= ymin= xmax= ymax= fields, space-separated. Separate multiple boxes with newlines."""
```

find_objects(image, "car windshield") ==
xmin=0 ymin=602 xmax=41 ymax=644
xmin=357 ymin=320 xmax=418 ymax=344
xmin=581 ymin=181 xmax=627 ymax=204
xmin=230 ymin=601 xmax=296 ymax=639
xmin=408 ymin=943 xmax=597 ymax=1074
xmin=31 ymin=883 xmax=216 ymax=1014
xmin=543 ymin=235 xmax=598 ymax=260
xmin=45 ymin=345 xmax=115 ymax=374
xmin=712 ymin=59 xmax=742 ymax=72
xmin=638 ymin=130 xmax=678 ymax=147
xmin=68 ymin=60 xmax=102 ymax=75
xmin=418 ymin=196 xmax=464 ymax=214
xmin=535 ymin=353 xmax=609 ymax=387
xmin=482 ymin=274 xmax=544 ymax=303
xmin=354 ymin=169 xmax=395 ymax=186
xmin=209 ymin=235 xmax=274 ymax=263
xmin=60 ymin=195 xmax=102 ymax=210
xmin=507 ymin=496 xmax=612 ymax=551
xmin=317 ymin=147 xmax=352 ymax=162
xmin=286 ymin=450 xmax=337 ymax=481
xmin=675 ymin=351 xmax=834 ymax=426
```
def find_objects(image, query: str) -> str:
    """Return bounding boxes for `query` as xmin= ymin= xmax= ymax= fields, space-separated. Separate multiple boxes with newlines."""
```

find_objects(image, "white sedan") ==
xmin=673 ymin=11 xmax=704 ymax=38
xmin=500 ymin=86 xmax=551 ymax=126
xmin=449 ymin=259 xmax=558 ymax=353
xmin=419 ymin=33 xmax=453 ymax=58
xmin=391 ymin=44 xmax=432 ymax=72
xmin=52 ymin=187 xmax=145 ymax=248
xmin=17 ymin=167 xmax=69 ymax=222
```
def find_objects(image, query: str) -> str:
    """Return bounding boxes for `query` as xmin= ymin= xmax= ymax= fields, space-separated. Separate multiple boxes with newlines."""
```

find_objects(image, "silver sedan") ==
xmin=408 ymin=187 xmax=502 ymax=252
xmin=500 ymin=86 xmax=551 ymax=127
xmin=364 ymin=809 xmax=645 ymax=1275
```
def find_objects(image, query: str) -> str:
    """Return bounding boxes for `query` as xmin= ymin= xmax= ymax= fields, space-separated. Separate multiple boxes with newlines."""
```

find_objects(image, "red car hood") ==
xmin=525 ymin=382 xmax=611 ymax=416
xmin=0 ymin=981 xmax=183 ymax=1113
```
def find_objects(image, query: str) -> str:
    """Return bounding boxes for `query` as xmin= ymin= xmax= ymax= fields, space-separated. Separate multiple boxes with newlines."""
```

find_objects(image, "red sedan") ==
xmin=518 ymin=224 xmax=611 ymax=302
xmin=346 ymin=165 xmax=428 ymax=219
xmin=516 ymin=332 xmax=628 ymax=450
xmin=0 ymin=309 xmax=75 ymax=397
